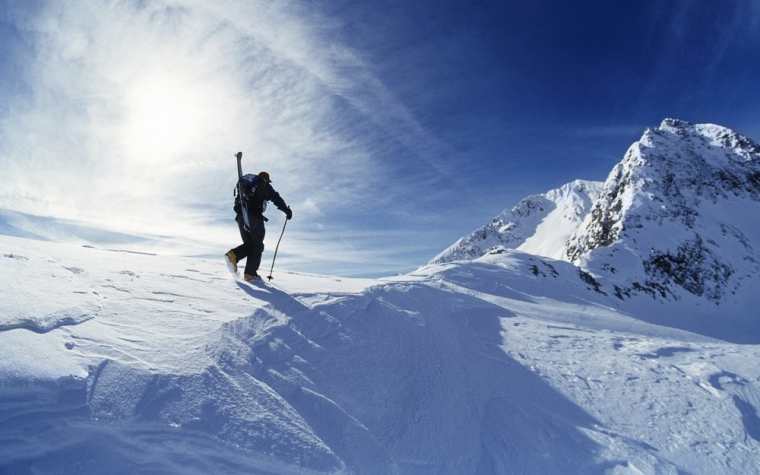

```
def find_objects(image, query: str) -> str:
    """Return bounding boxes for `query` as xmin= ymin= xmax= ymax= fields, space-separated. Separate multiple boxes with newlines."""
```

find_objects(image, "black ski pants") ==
xmin=232 ymin=218 xmax=266 ymax=276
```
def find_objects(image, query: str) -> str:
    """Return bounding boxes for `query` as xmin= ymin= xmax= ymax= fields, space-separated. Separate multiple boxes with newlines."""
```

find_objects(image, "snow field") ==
xmin=3 ymin=118 xmax=760 ymax=473
xmin=2 ymin=234 xmax=759 ymax=473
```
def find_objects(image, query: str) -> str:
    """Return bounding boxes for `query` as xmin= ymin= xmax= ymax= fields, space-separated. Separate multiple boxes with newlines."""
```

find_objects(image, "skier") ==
xmin=225 ymin=170 xmax=292 ymax=282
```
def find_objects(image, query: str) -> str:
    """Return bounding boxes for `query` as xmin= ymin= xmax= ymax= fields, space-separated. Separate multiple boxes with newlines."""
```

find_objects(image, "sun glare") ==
xmin=122 ymin=74 xmax=209 ymax=166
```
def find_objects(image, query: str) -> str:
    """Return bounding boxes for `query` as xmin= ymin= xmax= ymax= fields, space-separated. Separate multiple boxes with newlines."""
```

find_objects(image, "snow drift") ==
xmin=2 ymin=119 xmax=760 ymax=474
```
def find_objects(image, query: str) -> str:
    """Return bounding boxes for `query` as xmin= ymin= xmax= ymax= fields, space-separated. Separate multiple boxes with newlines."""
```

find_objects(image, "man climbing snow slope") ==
xmin=226 ymin=168 xmax=292 ymax=282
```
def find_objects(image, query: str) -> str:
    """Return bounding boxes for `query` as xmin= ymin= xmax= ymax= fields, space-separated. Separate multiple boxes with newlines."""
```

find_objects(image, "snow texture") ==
xmin=2 ymin=119 xmax=760 ymax=474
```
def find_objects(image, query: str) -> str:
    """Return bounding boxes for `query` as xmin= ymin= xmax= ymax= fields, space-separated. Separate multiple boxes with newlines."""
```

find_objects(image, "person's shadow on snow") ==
xmin=235 ymin=280 xmax=307 ymax=315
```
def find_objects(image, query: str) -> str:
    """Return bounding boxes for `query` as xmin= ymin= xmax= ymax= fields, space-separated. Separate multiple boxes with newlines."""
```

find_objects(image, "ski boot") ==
xmin=244 ymin=272 xmax=261 ymax=283
xmin=225 ymin=251 xmax=238 ymax=274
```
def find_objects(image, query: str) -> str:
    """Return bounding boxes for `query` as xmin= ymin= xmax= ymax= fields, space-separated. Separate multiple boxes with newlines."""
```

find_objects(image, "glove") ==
xmin=285 ymin=207 xmax=293 ymax=220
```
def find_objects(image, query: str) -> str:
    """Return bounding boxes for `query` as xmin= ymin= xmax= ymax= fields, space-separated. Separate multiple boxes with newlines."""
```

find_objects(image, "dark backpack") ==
xmin=234 ymin=174 xmax=264 ymax=231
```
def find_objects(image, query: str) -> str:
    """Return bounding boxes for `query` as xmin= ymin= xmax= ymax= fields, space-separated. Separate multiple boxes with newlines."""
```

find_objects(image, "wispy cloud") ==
xmin=637 ymin=0 xmax=760 ymax=111
xmin=0 ymin=0 xmax=452 ymax=269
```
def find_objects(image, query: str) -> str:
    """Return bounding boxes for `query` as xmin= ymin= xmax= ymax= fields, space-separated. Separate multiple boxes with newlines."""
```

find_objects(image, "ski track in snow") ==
xmin=2 ymin=240 xmax=760 ymax=471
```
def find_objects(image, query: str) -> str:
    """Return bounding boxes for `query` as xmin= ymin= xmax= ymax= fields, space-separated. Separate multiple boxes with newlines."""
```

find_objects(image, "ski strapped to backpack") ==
xmin=234 ymin=152 xmax=267 ymax=231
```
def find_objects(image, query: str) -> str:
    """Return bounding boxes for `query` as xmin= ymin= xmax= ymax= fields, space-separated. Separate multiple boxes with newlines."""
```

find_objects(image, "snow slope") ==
xmin=431 ymin=180 xmax=602 ymax=264
xmin=2 ymin=233 xmax=760 ymax=474
xmin=3 ymin=119 xmax=760 ymax=474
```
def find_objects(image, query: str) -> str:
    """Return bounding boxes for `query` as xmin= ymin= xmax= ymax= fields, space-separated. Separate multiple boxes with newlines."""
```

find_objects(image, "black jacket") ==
xmin=235 ymin=181 xmax=289 ymax=223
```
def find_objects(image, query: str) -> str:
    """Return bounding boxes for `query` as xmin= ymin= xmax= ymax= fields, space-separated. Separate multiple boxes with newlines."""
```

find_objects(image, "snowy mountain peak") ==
xmin=436 ymin=119 xmax=760 ymax=306
xmin=566 ymin=119 xmax=760 ymax=302
xmin=544 ymin=179 xmax=600 ymax=201
xmin=659 ymin=117 xmax=691 ymax=130
xmin=647 ymin=118 xmax=760 ymax=163
xmin=430 ymin=179 xmax=602 ymax=264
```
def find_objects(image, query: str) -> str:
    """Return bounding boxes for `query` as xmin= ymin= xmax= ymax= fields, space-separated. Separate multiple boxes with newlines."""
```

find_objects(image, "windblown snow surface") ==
xmin=2 ymin=119 xmax=760 ymax=474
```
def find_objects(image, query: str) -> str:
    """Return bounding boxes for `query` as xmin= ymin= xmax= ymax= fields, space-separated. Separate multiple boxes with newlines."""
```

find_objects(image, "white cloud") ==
xmin=0 ymin=0 xmax=448 ymax=255
xmin=298 ymin=197 xmax=322 ymax=217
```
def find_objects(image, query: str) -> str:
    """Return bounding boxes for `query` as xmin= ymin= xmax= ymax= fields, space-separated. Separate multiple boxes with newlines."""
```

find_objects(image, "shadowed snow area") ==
xmin=3 ymin=120 xmax=760 ymax=473
xmin=2 ymin=233 xmax=760 ymax=474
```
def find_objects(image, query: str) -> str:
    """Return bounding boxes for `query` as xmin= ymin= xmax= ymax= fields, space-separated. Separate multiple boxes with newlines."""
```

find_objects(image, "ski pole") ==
xmin=267 ymin=218 xmax=288 ymax=280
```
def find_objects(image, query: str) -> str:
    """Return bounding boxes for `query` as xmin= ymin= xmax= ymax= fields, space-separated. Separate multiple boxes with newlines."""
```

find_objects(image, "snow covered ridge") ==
xmin=430 ymin=179 xmax=603 ymax=264
xmin=435 ymin=119 xmax=760 ymax=304
xmin=3 ymin=237 xmax=760 ymax=473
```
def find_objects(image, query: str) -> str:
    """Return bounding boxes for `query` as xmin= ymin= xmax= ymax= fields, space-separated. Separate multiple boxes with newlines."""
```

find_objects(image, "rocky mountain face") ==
xmin=430 ymin=180 xmax=602 ymax=264
xmin=567 ymin=119 xmax=760 ymax=302
xmin=436 ymin=119 xmax=760 ymax=304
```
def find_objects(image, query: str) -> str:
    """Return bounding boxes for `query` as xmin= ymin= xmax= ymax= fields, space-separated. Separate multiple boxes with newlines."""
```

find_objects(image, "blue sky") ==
xmin=1 ymin=0 xmax=759 ymax=276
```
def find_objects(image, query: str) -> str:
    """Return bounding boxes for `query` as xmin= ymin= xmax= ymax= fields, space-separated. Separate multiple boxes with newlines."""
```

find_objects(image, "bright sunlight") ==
xmin=121 ymin=73 xmax=212 ymax=165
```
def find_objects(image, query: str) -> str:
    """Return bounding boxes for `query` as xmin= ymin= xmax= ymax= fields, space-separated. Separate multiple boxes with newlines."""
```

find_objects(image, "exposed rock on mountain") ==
xmin=437 ymin=119 xmax=760 ymax=304
xmin=567 ymin=119 xmax=760 ymax=302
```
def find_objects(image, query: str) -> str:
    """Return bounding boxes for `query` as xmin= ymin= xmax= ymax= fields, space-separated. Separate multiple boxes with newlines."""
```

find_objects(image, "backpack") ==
xmin=234 ymin=174 xmax=266 ymax=231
